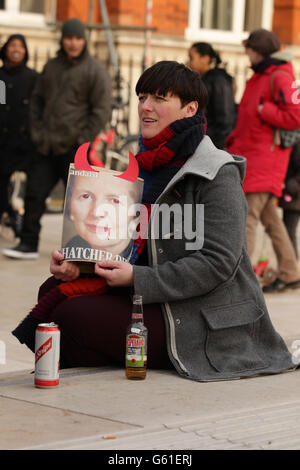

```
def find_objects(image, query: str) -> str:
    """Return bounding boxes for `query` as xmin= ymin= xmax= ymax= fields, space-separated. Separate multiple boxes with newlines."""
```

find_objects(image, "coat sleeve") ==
xmin=206 ymin=75 xmax=236 ymax=149
xmin=260 ymin=72 xmax=300 ymax=130
xmin=224 ymin=129 xmax=235 ymax=150
xmin=133 ymin=165 xmax=247 ymax=304
xmin=78 ymin=63 xmax=112 ymax=145
xmin=29 ymin=68 xmax=46 ymax=147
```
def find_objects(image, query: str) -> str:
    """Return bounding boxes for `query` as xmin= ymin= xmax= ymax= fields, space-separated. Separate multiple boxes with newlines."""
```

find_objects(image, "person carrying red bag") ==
xmin=226 ymin=29 xmax=300 ymax=293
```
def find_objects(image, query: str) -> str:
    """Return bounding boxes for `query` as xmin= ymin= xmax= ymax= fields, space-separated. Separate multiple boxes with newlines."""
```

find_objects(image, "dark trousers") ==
xmin=21 ymin=148 xmax=76 ymax=248
xmin=37 ymin=276 xmax=173 ymax=370
xmin=0 ymin=174 xmax=10 ymax=219
xmin=283 ymin=210 xmax=300 ymax=259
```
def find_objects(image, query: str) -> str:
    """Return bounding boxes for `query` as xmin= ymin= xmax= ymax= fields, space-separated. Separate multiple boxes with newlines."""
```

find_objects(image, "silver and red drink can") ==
xmin=34 ymin=323 xmax=60 ymax=388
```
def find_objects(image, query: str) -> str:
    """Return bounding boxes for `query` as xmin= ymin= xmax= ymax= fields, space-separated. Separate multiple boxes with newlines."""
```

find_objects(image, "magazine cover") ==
xmin=61 ymin=163 xmax=144 ymax=273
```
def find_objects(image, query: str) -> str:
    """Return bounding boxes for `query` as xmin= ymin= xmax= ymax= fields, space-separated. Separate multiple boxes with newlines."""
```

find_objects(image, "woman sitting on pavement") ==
xmin=12 ymin=61 xmax=295 ymax=382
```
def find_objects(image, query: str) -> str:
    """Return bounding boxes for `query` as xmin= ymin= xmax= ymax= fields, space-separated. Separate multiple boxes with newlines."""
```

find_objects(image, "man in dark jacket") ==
xmin=0 ymin=34 xmax=38 ymax=236
xmin=2 ymin=18 xmax=112 ymax=259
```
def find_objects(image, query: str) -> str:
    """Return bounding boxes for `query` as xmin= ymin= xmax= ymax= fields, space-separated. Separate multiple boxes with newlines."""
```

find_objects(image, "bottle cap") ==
xmin=133 ymin=294 xmax=143 ymax=303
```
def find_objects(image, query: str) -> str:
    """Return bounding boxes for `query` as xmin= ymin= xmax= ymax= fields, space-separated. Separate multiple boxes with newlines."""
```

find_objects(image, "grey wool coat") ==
xmin=133 ymin=136 xmax=295 ymax=382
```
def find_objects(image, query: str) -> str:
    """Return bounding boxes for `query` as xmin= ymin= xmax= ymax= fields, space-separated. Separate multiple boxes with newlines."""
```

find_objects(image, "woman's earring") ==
xmin=70 ymin=214 xmax=74 ymax=221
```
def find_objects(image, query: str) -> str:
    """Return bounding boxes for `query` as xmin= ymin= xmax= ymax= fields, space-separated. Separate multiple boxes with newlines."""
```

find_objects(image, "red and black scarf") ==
xmin=137 ymin=111 xmax=206 ymax=172
xmin=137 ymin=112 xmax=206 ymax=205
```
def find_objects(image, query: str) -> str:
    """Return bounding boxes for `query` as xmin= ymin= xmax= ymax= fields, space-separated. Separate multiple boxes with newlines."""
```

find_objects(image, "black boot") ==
xmin=12 ymin=314 xmax=40 ymax=353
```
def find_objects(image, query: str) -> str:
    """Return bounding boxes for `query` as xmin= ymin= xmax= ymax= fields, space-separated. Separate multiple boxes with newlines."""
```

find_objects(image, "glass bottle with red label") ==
xmin=125 ymin=294 xmax=148 ymax=380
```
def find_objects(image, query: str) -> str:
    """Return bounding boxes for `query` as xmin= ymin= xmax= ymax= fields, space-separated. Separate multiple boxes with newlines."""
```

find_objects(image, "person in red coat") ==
xmin=226 ymin=29 xmax=300 ymax=293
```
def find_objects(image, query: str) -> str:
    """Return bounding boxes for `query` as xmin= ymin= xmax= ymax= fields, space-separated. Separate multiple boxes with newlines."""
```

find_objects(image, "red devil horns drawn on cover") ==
xmin=74 ymin=142 xmax=139 ymax=182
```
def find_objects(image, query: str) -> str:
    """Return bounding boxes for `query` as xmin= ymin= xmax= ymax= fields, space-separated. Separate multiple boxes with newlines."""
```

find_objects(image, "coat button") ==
xmin=176 ymin=318 xmax=181 ymax=325
xmin=158 ymin=248 xmax=164 ymax=254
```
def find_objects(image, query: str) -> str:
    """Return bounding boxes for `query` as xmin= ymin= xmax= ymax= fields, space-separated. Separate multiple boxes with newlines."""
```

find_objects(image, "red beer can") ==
xmin=34 ymin=323 xmax=60 ymax=388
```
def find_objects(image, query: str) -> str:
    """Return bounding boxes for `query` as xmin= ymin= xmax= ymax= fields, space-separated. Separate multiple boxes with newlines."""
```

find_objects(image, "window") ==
xmin=0 ymin=0 xmax=47 ymax=25
xmin=200 ymin=0 xmax=233 ymax=31
xmin=20 ymin=0 xmax=45 ymax=13
xmin=244 ymin=0 xmax=263 ymax=31
xmin=186 ymin=0 xmax=274 ymax=44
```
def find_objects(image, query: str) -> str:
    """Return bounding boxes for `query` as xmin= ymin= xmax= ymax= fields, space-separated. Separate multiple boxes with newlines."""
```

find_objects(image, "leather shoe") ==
xmin=262 ymin=278 xmax=300 ymax=293
xmin=262 ymin=278 xmax=287 ymax=293
xmin=286 ymin=279 xmax=300 ymax=289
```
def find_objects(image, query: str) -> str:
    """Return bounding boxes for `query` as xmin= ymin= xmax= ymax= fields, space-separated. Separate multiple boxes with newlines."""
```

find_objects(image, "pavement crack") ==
xmin=0 ymin=394 xmax=143 ymax=428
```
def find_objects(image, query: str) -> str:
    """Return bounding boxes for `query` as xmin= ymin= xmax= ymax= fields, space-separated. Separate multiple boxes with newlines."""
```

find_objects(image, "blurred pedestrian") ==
xmin=226 ymin=29 xmax=300 ymax=293
xmin=279 ymin=142 xmax=300 ymax=259
xmin=188 ymin=42 xmax=236 ymax=149
xmin=2 ymin=18 xmax=112 ymax=260
xmin=0 ymin=34 xmax=38 ymax=237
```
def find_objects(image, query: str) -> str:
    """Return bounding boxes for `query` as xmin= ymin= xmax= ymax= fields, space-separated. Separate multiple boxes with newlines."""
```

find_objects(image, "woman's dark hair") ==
xmin=191 ymin=42 xmax=222 ymax=68
xmin=135 ymin=60 xmax=208 ymax=112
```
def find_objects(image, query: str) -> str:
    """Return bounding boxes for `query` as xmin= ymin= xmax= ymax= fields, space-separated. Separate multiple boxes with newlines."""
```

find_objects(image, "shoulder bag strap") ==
xmin=270 ymin=70 xmax=293 ymax=149
xmin=270 ymin=69 xmax=293 ymax=100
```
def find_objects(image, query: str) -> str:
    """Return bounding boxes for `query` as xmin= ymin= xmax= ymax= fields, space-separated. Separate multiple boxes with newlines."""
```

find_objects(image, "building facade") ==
xmin=1 ymin=0 xmax=300 ymax=132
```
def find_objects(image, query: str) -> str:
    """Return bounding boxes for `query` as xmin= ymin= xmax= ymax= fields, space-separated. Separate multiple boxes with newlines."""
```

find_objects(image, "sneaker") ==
xmin=2 ymin=242 xmax=39 ymax=260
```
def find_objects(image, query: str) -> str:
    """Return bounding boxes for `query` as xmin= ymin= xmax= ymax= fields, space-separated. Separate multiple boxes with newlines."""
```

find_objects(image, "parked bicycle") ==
xmin=90 ymin=76 xmax=139 ymax=171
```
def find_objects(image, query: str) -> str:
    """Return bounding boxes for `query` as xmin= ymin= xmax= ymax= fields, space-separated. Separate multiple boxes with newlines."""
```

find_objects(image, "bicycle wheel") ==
xmin=105 ymin=149 xmax=129 ymax=171
xmin=117 ymin=134 xmax=139 ymax=171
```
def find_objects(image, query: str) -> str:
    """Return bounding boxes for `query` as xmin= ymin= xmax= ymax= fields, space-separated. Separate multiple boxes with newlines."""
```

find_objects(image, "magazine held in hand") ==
xmin=61 ymin=163 xmax=144 ymax=273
